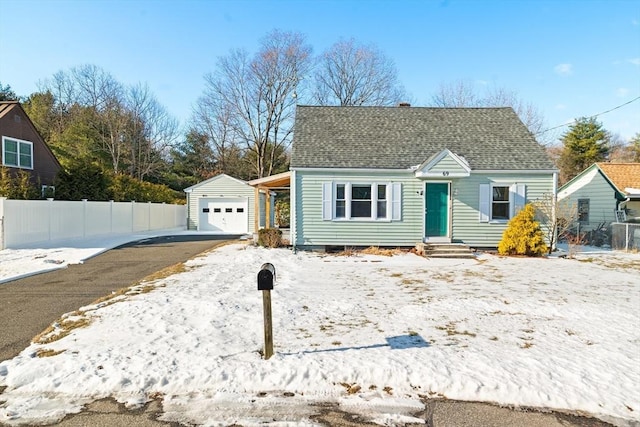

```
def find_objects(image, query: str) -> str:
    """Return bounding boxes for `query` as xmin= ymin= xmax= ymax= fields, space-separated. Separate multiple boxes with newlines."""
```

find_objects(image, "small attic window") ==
xmin=14 ymin=114 xmax=21 ymax=123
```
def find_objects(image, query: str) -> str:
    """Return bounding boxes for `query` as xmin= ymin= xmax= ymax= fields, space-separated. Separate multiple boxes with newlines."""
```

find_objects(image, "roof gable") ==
xmin=183 ymin=173 xmax=249 ymax=193
xmin=596 ymin=163 xmax=640 ymax=195
xmin=559 ymin=163 xmax=640 ymax=199
xmin=415 ymin=149 xmax=471 ymax=178
xmin=0 ymin=101 xmax=62 ymax=171
xmin=290 ymin=106 xmax=556 ymax=171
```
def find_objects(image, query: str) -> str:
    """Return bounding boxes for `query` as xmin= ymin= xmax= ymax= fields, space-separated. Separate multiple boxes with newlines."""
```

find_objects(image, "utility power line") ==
xmin=536 ymin=95 xmax=640 ymax=135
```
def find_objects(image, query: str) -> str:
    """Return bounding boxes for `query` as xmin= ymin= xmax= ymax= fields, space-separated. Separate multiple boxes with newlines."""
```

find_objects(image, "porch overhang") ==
xmin=247 ymin=171 xmax=291 ymax=230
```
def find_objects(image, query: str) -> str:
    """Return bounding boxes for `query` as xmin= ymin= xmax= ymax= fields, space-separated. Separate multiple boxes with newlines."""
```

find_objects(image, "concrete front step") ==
xmin=416 ymin=243 xmax=476 ymax=259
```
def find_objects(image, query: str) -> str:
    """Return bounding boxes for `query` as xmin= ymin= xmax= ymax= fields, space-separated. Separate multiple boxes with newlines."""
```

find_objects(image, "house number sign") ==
xmin=442 ymin=171 xmax=450 ymax=176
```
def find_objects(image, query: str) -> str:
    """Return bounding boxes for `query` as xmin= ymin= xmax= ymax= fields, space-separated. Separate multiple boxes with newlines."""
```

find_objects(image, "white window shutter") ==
xmin=322 ymin=182 xmax=333 ymax=220
xmin=510 ymin=184 xmax=526 ymax=217
xmin=391 ymin=183 xmax=402 ymax=221
xmin=479 ymin=184 xmax=490 ymax=222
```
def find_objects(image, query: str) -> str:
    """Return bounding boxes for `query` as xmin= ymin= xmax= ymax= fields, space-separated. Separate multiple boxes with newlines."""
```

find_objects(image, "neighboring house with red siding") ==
xmin=0 ymin=101 xmax=61 ymax=190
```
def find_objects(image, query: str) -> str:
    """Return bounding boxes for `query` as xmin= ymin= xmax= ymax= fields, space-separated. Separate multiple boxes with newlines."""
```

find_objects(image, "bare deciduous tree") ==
xmin=39 ymin=65 xmax=178 ymax=178
xmin=192 ymin=85 xmax=240 ymax=175
xmin=41 ymin=65 xmax=130 ymax=173
xmin=199 ymin=30 xmax=312 ymax=178
xmin=312 ymin=38 xmax=406 ymax=106
xmin=608 ymin=132 xmax=639 ymax=163
xmin=431 ymin=80 xmax=550 ymax=144
xmin=126 ymin=84 xmax=179 ymax=180
xmin=534 ymin=193 xmax=578 ymax=254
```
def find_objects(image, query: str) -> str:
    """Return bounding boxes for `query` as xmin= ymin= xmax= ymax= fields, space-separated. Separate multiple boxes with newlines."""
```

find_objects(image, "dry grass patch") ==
xmin=340 ymin=383 xmax=362 ymax=394
xmin=431 ymin=272 xmax=456 ymax=282
xmin=436 ymin=322 xmax=477 ymax=337
xmin=141 ymin=262 xmax=187 ymax=282
xmin=35 ymin=348 xmax=65 ymax=358
xmin=360 ymin=246 xmax=402 ymax=256
xmin=33 ymin=317 xmax=92 ymax=344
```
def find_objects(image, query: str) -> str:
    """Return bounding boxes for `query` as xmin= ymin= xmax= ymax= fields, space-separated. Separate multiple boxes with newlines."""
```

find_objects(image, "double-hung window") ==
xmin=491 ymin=186 xmax=510 ymax=220
xmin=323 ymin=182 xmax=401 ymax=221
xmin=577 ymin=199 xmax=589 ymax=224
xmin=2 ymin=136 xmax=33 ymax=169
xmin=351 ymin=184 xmax=372 ymax=217
xmin=335 ymin=184 xmax=347 ymax=218
xmin=479 ymin=183 xmax=526 ymax=222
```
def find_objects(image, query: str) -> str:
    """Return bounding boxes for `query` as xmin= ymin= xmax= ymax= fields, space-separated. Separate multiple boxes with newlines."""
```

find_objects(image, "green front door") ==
xmin=425 ymin=183 xmax=449 ymax=237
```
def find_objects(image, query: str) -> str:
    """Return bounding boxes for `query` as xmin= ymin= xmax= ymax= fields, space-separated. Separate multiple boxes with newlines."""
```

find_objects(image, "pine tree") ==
xmin=558 ymin=117 xmax=610 ymax=184
xmin=498 ymin=204 xmax=547 ymax=257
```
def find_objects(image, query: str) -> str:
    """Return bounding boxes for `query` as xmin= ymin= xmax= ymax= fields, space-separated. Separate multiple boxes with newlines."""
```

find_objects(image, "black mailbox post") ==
xmin=257 ymin=263 xmax=275 ymax=290
xmin=257 ymin=263 xmax=276 ymax=359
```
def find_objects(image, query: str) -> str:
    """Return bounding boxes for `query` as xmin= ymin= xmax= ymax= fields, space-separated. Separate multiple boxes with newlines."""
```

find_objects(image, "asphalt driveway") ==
xmin=0 ymin=234 xmax=240 ymax=363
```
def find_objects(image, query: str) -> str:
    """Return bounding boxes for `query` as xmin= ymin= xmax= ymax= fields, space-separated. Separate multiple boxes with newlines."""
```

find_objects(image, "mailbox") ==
xmin=257 ymin=263 xmax=276 ymax=290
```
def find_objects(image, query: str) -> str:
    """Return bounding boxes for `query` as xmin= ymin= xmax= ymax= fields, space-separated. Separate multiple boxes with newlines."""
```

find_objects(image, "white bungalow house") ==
xmin=289 ymin=105 xmax=558 ymax=250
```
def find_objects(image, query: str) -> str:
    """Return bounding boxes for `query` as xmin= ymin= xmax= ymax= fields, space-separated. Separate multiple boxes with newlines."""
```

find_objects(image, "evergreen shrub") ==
xmin=498 ymin=204 xmax=548 ymax=257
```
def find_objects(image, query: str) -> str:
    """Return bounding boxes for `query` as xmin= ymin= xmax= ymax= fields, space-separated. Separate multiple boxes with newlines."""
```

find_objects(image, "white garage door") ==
xmin=198 ymin=198 xmax=249 ymax=233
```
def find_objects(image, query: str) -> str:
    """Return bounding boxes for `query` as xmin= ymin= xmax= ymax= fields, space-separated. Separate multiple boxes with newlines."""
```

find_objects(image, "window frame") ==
xmin=336 ymin=182 xmax=390 ymax=221
xmin=2 ymin=136 xmax=34 ymax=170
xmin=577 ymin=199 xmax=590 ymax=224
xmin=479 ymin=183 xmax=526 ymax=223
xmin=491 ymin=185 xmax=511 ymax=221
xmin=323 ymin=181 xmax=399 ymax=222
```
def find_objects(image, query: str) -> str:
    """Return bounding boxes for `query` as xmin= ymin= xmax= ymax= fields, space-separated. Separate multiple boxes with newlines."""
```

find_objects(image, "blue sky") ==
xmin=1 ymin=0 xmax=639 ymax=143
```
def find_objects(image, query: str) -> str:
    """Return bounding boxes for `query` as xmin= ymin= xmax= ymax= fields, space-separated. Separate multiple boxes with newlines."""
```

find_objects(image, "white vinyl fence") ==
xmin=0 ymin=198 xmax=187 ymax=250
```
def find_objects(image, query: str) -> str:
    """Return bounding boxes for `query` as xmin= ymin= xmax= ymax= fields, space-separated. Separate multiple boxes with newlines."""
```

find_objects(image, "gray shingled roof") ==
xmin=290 ymin=106 xmax=556 ymax=170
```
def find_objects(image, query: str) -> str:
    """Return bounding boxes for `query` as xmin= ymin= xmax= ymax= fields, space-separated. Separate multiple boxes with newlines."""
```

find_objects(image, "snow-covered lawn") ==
xmin=1 ymin=241 xmax=639 ymax=426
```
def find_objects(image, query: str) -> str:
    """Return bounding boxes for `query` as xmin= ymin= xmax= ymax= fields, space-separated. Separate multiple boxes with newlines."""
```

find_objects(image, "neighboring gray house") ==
xmin=558 ymin=163 xmax=640 ymax=231
xmin=184 ymin=174 xmax=274 ymax=234
xmin=289 ymin=105 xmax=558 ymax=249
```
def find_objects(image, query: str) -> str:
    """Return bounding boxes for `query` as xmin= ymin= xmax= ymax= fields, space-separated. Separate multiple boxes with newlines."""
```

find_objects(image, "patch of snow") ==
xmin=0 ymin=237 xmax=638 ymax=426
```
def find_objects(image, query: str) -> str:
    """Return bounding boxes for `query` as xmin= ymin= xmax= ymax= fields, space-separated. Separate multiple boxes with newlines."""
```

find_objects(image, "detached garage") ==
xmin=184 ymin=174 xmax=274 ymax=234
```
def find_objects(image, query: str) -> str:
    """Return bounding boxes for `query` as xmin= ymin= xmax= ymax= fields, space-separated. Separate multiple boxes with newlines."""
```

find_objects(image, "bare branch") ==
xmin=312 ymin=38 xmax=406 ymax=106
